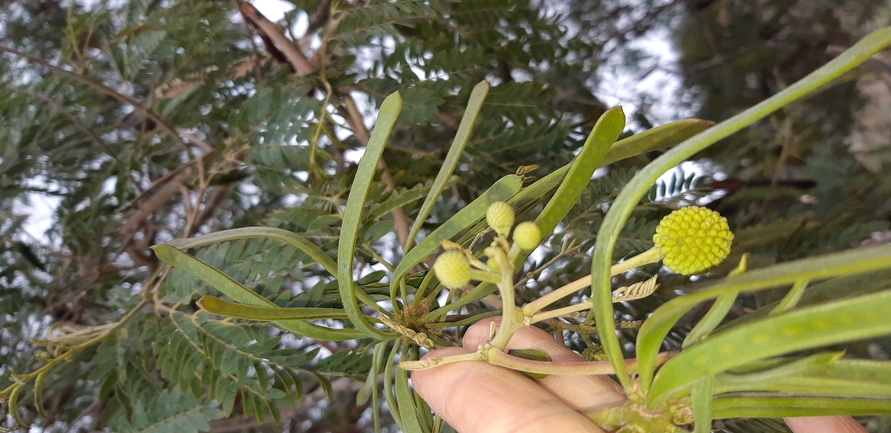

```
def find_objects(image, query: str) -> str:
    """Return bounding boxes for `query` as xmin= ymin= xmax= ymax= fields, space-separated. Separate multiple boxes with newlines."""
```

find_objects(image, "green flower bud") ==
xmin=486 ymin=201 xmax=515 ymax=236
xmin=512 ymin=221 xmax=542 ymax=251
xmin=433 ymin=250 xmax=471 ymax=289
xmin=653 ymin=206 xmax=733 ymax=275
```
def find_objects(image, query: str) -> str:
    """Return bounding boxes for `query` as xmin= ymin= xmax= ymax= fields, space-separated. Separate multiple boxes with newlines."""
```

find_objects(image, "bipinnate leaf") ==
xmin=152 ymin=244 xmax=364 ymax=341
xmin=114 ymin=389 xmax=223 ymax=433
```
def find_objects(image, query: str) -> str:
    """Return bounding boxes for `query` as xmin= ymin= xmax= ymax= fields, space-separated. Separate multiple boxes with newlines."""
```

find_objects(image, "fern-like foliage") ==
xmin=108 ymin=389 xmax=224 ymax=433
xmin=155 ymin=311 xmax=319 ymax=423
xmin=3 ymin=0 xmax=890 ymax=431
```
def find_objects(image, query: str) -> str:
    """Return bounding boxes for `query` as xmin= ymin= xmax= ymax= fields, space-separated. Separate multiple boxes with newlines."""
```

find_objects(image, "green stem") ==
xmin=398 ymin=352 xmax=484 ymax=370
xmin=484 ymin=346 xmax=677 ymax=376
xmin=412 ymin=266 xmax=438 ymax=308
xmin=529 ymin=303 xmax=590 ymax=324
xmin=522 ymin=247 xmax=662 ymax=315
xmin=487 ymin=245 xmax=524 ymax=351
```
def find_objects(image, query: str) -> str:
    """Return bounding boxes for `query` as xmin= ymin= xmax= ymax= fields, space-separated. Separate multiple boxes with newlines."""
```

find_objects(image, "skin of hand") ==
xmin=412 ymin=318 xmax=868 ymax=433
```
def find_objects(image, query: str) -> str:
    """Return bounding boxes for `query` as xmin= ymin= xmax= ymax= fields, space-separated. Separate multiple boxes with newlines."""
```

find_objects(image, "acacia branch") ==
xmin=13 ymin=88 xmax=127 ymax=171
xmin=0 ymin=44 xmax=188 ymax=152
xmin=207 ymin=377 xmax=363 ymax=433
xmin=239 ymin=2 xmax=314 ymax=75
xmin=120 ymin=170 xmax=190 ymax=246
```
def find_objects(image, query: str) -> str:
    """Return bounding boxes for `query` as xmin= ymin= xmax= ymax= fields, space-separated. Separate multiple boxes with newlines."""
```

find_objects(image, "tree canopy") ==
xmin=2 ymin=0 xmax=890 ymax=432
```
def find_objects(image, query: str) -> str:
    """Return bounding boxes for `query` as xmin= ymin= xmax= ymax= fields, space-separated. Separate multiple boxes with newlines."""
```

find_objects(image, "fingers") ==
xmin=412 ymin=346 xmax=605 ymax=433
xmin=462 ymin=318 xmax=626 ymax=413
xmin=413 ymin=318 xmax=869 ymax=433
xmin=785 ymin=416 xmax=868 ymax=433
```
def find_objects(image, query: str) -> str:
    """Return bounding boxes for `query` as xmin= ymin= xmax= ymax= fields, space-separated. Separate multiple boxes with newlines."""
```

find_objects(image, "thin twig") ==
xmin=13 ymin=88 xmax=127 ymax=171
xmin=0 ymin=44 xmax=189 ymax=152
xmin=514 ymin=241 xmax=583 ymax=289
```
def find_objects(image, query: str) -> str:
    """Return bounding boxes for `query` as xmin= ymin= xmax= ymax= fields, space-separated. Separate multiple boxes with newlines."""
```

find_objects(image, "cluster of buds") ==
xmin=433 ymin=202 xmax=542 ymax=289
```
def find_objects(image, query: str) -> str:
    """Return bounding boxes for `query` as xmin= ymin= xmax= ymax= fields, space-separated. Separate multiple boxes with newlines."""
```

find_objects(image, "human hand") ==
xmin=412 ymin=318 xmax=867 ymax=433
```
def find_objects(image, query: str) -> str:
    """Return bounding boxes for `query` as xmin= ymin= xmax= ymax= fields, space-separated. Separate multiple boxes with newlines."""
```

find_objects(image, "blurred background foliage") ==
xmin=1 ymin=0 xmax=890 ymax=431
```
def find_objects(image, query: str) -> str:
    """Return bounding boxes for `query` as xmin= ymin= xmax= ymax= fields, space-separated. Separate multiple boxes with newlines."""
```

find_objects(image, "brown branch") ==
xmin=117 ymin=154 xmax=209 ymax=212
xmin=120 ymin=170 xmax=190 ymax=246
xmin=188 ymin=184 xmax=236 ymax=237
xmin=436 ymin=112 xmax=461 ymax=130
xmin=305 ymin=0 xmax=332 ymax=36
xmin=0 ymin=45 xmax=188 ymax=152
xmin=231 ymin=0 xmax=265 ymax=82
xmin=238 ymin=2 xmax=314 ymax=75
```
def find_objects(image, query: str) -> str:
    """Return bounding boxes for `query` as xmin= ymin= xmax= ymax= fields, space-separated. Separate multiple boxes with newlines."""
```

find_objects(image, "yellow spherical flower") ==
xmin=433 ymin=250 xmax=471 ymax=289
xmin=486 ymin=201 xmax=515 ymax=236
xmin=653 ymin=206 xmax=733 ymax=275
xmin=513 ymin=221 xmax=542 ymax=251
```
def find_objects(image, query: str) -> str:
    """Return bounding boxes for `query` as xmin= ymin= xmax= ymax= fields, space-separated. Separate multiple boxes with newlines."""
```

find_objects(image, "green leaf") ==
xmin=396 ymin=367 xmax=425 ymax=433
xmin=601 ymin=119 xmax=715 ymax=166
xmin=711 ymin=395 xmax=891 ymax=418
xmin=532 ymin=106 xmax=625 ymax=247
xmin=337 ymin=92 xmax=402 ymax=339
xmin=165 ymin=226 xmax=338 ymax=275
xmin=638 ymin=244 xmax=891 ymax=399
xmin=507 ymin=348 xmax=552 ymax=379
xmin=649 ymin=288 xmax=891 ymax=406
xmin=390 ymin=173 xmax=523 ymax=298
xmin=691 ymin=376 xmax=714 ymax=433
xmin=405 ymin=80 xmax=489 ymax=255
xmin=771 ymin=279 xmax=809 ymax=315
xmin=714 ymin=353 xmax=891 ymax=398
xmin=383 ymin=343 xmax=402 ymax=426
xmin=718 ymin=268 xmax=891 ymax=332
xmin=592 ymin=26 xmax=891 ymax=394
xmin=152 ymin=244 xmax=364 ymax=341
xmin=197 ymin=296 xmax=349 ymax=321
xmin=683 ymin=291 xmax=738 ymax=348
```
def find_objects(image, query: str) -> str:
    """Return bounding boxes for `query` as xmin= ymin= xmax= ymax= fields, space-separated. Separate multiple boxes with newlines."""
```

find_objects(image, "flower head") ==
xmin=653 ymin=206 xmax=733 ymax=275
xmin=486 ymin=201 xmax=515 ymax=237
xmin=513 ymin=221 xmax=542 ymax=251
xmin=433 ymin=250 xmax=471 ymax=289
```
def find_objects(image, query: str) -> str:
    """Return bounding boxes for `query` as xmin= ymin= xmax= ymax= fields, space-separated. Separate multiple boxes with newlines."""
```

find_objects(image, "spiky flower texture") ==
xmin=433 ymin=250 xmax=471 ymax=289
xmin=486 ymin=201 xmax=515 ymax=237
xmin=653 ymin=206 xmax=733 ymax=275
